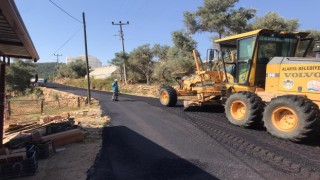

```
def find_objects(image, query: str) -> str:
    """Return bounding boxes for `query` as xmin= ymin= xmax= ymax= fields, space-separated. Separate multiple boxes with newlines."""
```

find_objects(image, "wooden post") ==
xmin=7 ymin=100 xmax=11 ymax=117
xmin=0 ymin=62 xmax=6 ymax=148
xmin=77 ymin=97 xmax=80 ymax=108
xmin=41 ymin=99 xmax=44 ymax=114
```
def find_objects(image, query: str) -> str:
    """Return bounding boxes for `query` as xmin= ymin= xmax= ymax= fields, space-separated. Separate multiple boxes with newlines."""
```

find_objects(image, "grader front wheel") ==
xmin=263 ymin=95 xmax=320 ymax=142
xmin=230 ymin=100 xmax=247 ymax=120
xmin=159 ymin=86 xmax=177 ymax=107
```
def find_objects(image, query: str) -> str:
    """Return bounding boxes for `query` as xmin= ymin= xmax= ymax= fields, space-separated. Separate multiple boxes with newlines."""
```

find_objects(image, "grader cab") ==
xmin=159 ymin=29 xmax=320 ymax=142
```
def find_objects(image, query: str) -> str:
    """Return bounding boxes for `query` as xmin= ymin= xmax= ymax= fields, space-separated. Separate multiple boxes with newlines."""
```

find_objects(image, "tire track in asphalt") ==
xmin=159 ymin=105 xmax=320 ymax=178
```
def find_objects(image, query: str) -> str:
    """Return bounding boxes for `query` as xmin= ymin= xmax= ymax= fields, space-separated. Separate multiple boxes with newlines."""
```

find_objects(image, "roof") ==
xmin=215 ymin=29 xmax=263 ymax=43
xmin=214 ymin=29 xmax=310 ymax=44
xmin=89 ymin=65 xmax=119 ymax=79
xmin=0 ymin=0 xmax=39 ymax=61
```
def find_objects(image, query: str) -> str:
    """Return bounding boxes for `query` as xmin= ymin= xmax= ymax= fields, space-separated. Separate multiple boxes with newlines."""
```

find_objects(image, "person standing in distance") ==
xmin=34 ymin=74 xmax=38 ymax=87
xmin=112 ymin=79 xmax=119 ymax=101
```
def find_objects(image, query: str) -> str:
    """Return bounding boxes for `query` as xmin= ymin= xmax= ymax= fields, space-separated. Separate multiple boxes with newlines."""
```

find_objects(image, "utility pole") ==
xmin=53 ymin=54 xmax=62 ymax=79
xmin=83 ymin=12 xmax=91 ymax=104
xmin=112 ymin=21 xmax=129 ymax=83
xmin=54 ymin=54 xmax=62 ymax=64
xmin=54 ymin=54 xmax=62 ymax=70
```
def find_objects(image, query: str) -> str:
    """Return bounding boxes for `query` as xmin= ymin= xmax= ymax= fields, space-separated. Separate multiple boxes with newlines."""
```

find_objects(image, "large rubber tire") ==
xmin=225 ymin=91 xmax=265 ymax=128
xmin=263 ymin=95 xmax=320 ymax=142
xmin=159 ymin=86 xmax=177 ymax=107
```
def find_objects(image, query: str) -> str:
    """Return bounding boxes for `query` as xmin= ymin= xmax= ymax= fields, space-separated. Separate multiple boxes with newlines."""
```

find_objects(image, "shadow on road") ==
xmin=87 ymin=126 xmax=217 ymax=180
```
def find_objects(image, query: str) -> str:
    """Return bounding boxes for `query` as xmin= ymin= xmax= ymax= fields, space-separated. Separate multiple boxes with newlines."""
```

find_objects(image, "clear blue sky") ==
xmin=15 ymin=0 xmax=320 ymax=65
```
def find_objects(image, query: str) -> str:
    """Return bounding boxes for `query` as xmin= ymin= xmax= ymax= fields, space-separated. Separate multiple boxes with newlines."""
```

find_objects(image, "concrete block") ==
xmin=0 ymin=151 xmax=26 ymax=164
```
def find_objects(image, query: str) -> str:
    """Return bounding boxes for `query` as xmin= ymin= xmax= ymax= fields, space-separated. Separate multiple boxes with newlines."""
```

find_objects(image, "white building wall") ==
xmin=66 ymin=55 xmax=102 ymax=69
xmin=88 ymin=65 xmax=120 ymax=79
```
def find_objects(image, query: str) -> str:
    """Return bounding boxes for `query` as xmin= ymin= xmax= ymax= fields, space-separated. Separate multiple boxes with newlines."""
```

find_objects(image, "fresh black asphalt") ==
xmin=46 ymin=83 xmax=320 ymax=180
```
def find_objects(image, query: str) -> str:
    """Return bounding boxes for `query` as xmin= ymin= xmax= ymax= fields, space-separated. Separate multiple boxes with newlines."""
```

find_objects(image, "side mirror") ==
xmin=209 ymin=50 xmax=214 ymax=60
xmin=207 ymin=49 xmax=215 ymax=61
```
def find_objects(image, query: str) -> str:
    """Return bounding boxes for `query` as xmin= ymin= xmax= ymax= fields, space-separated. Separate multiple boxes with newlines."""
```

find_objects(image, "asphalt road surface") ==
xmin=45 ymin=83 xmax=320 ymax=180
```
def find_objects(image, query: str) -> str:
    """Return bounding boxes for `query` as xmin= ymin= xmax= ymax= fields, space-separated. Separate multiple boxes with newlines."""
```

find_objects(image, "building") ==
xmin=88 ymin=65 xmax=121 ymax=79
xmin=66 ymin=55 xmax=102 ymax=69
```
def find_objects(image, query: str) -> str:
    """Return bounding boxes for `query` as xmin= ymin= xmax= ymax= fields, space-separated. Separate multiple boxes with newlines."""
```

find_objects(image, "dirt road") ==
xmin=46 ymin=83 xmax=320 ymax=180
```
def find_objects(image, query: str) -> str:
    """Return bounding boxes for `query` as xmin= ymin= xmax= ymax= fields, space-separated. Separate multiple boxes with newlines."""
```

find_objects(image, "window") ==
xmin=257 ymin=36 xmax=297 ymax=64
xmin=220 ymin=46 xmax=237 ymax=83
xmin=296 ymin=38 xmax=312 ymax=57
xmin=239 ymin=37 xmax=255 ymax=60
xmin=237 ymin=37 xmax=256 ymax=84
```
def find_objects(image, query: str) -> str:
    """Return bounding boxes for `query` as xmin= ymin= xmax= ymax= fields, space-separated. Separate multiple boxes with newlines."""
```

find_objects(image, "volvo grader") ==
xmin=159 ymin=29 xmax=320 ymax=142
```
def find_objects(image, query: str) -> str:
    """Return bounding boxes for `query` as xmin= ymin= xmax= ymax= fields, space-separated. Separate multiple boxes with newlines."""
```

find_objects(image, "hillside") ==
xmin=36 ymin=62 xmax=65 ymax=80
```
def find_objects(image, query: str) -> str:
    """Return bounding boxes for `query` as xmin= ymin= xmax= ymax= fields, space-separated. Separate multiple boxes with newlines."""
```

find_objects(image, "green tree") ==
xmin=110 ymin=52 xmax=129 ymax=66
xmin=171 ymin=31 xmax=197 ymax=54
xmin=184 ymin=0 xmax=256 ymax=37
xmin=35 ymin=62 xmax=57 ymax=81
xmin=56 ymin=64 xmax=73 ymax=78
xmin=129 ymin=44 xmax=154 ymax=85
xmin=152 ymin=44 xmax=170 ymax=62
xmin=56 ymin=59 xmax=88 ymax=78
xmin=249 ymin=12 xmax=300 ymax=31
xmin=166 ymin=31 xmax=197 ymax=77
xmin=153 ymin=31 xmax=198 ymax=83
xmin=110 ymin=52 xmax=129 ymax=82
xmin=69 ymin=59 xmax=87 ymax=78
xmin=6 ymin=59 xmax=36 ymax=92
xmin=151 ymin=44 xmax=170 ymax=81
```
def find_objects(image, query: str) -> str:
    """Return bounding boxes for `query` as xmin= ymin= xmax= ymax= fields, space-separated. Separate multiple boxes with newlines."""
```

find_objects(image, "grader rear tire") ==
xmin=225 ymin=91 xmax=264 ymax=128
xmin=159 ymin=86 xmax=177 ymax=107
xmin=263 ymin=95 xmax=320 ymax=142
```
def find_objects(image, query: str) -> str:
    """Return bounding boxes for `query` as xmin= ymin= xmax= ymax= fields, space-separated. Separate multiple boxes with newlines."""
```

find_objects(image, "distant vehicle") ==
xmin=30 ymin=78 xmax=47 ymax=84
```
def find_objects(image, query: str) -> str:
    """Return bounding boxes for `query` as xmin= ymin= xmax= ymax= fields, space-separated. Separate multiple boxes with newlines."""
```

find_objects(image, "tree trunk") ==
xmin=146 ymin=74 xmax=150 ymax=85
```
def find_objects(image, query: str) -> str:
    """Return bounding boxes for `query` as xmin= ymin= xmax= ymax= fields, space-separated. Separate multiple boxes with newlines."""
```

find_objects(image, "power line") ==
xmin=48 ymin=0 xmax=82 ymax=24
xmin=44 ymin=26 xmax=82 ymax=61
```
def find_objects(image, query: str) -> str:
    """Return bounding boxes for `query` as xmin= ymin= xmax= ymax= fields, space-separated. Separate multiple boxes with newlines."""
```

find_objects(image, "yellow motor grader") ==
xmin=159 ymin=29 xmax=320 ymax=142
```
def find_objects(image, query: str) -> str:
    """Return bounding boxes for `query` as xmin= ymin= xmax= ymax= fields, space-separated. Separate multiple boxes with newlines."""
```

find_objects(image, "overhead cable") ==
xmin=48 ymin=0 xmax=82 ymax=24
xmin=44 ymin=26 xmax=82 ymax=61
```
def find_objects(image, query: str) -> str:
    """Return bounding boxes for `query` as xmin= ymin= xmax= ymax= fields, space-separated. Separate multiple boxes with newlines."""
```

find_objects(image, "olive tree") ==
xmin=6 ymin=59 xmax=36 ymax=93
xmin=249 ymin=12 xmax=300 ymax=32
xmin=129 ymin=44 xmax=154 ymax=85
xmin=184 ymin=0 xmax=256 ymax=37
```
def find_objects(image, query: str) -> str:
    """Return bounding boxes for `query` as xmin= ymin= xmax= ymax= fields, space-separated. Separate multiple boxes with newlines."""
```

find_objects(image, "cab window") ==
xmin=296 ymin=38 xmax=312 ymax=57
xmin=257 ymin=36 xmax=297 ymax=64
xmin=220 ymin=46 xmax=237 ymax=83
xmin=237 ymin=37 xmax=256 ymax=84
